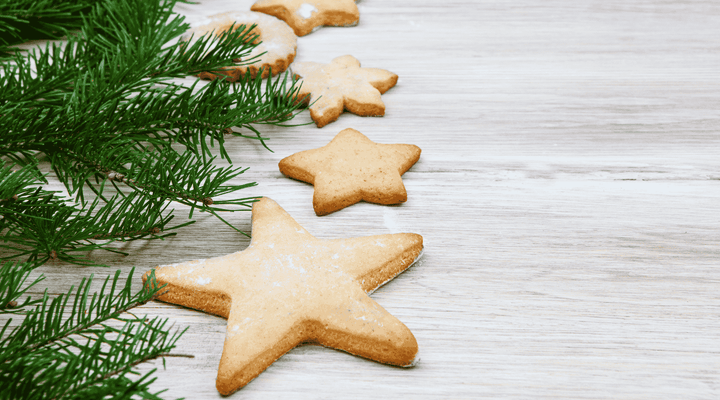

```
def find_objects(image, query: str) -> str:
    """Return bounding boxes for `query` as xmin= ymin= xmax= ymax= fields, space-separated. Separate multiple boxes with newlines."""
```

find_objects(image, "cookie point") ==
xmin=404 ymin=351 xmax=421 ymax=368
xmin=339 ymin=127 xmax=361 ymax=136
xmin=409 ymin=232 xmax=424 ymax=245
xmin=390 ymin=329 xmax=420 ymax=367
xmin=278 ymin=156 xmax=290 ymax=170
xmin=215 ymin=377 xmax=237 ymax=396
xmin=252 ymin=197 xmax=288 ymax=219
xmin=254 ymin=196 xmax=272 ymax=206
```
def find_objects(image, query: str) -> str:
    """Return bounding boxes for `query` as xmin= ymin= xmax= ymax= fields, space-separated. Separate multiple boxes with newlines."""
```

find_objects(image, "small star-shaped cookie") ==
xmin=279 ymin=128 xmax=421 ymax=215
xmin=143 ymin=197 xmax=423 ymax=395
xmin=251 ymin=0 xmax=359 ymax=36
xmin=292 ymin=55 xmax=399 ymax=128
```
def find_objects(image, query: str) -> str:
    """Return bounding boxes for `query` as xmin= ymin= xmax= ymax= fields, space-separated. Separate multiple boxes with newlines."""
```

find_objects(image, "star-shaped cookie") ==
xmin=279 ymin=128 xmax=421 ymax=215
xmin=251 ymin=0 xmax=359 ymax=36
xmin=143 ymin=197 xmax=423 ymax=395
xmin=292 ymin=55 xmax=398 ymax=128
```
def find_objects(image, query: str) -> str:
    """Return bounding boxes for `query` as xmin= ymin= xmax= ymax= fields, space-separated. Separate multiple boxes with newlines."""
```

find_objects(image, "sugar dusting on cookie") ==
xmin=196 ymin=276 xmax=212 ymax=285
xmin=296 ymin=3 xmax=317 ymax=19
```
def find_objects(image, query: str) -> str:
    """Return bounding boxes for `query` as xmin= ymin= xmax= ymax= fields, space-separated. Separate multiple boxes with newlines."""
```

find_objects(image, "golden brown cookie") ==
xmin=181 ymin=11 xmax=297 ymax=80
xmin=292 ymin=55 xmax=399 ymax=127
xmin=279 ymin=128 xmax=421 ymax=215
xmin=142 ymin=197 xmax=423 ymax=395
xmin=250 ymin=0 xmax=359 ymax=37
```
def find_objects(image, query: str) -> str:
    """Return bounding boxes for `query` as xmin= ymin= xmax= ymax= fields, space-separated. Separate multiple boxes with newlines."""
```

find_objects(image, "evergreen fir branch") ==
xmin=0 ymin=190 xmax=180 ymax=265
xmin=40 ymin=135 xmax=145 ymax=203
xmin=0 ymin=260 xmax=45 ymax=314
xmin=57 ymin=368 xmax=170 ymax=400
xmin=0 ymin=268 xmax=161 ymax=353
xmin=0 ymin=162 xmax=48 ymax=205
xmin=40 ymin=132 xmax=257 ymax=211
xmin=0 ymin=269 xmax=187 ymax=400
xmin=170 ymin=23 xmax=262 ymax=77
xmin=78 ymin=0 xmax=262 ymax=81
xmin=80 ymin=0 xmax=185 ymax=50
xmin=0 ymin=1 xmax=263 ymax=114
xmin=0 ymin=41 xmax=82 ymax=108
xmin=0 ymin=165 xmax=71 ymax=257
xmin=1 ymin=31 xmax=302 ymax=143
xmin=2 ymin=13 xmax=305 ymax=210
xmin=4 ymin=317 xmax=185 ymax=400
xmin=120 ymin=149 xmax=257 ymax=210
xmin=46 ymin=64 xmax=303 ymax=156
xmin=0 ymin=0 xmax=95 ymax=48
xmin=0 ymin=108 xmax=56 ymax=159
xmin=2 ymin=75 xmax=301 ymax=201
xmin=94 ymin=72 xmax=305 ymax=158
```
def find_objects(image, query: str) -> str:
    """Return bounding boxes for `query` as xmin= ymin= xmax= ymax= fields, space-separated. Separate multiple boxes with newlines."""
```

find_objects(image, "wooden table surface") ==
xmin=18 ymin=0 xmax=720 ymax=398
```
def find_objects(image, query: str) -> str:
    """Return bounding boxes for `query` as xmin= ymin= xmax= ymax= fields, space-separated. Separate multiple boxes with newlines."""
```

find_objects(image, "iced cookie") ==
xmin=292 ymin=55 xmax=398 ymax=127
xmin=279 ymin=128 xmax=421 ymax=215
xmin=251 ymin=0 xmax=359 ymax=37
xmin=142 ymin=197 xmax=422 ymax=395
xmin=181 ymin=11 xmax=297 ymax=80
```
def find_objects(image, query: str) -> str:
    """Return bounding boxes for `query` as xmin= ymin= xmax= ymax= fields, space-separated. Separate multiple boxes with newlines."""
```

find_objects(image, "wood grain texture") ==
xmin=5 ymin=0 xmax=720 ymax=398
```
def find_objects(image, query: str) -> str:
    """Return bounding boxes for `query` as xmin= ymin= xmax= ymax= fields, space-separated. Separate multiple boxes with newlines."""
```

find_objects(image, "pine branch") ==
xmin=1 ymin=0 xmax=263 ymax=106
xmin=0 ymin=0 xmax=95 ymax=49
xmin=7 ymin=317 xmax=185 ymax=400
xmin=0 ymin=165 xmax=187 ymax=265
xmin=1 ymin=0 xmax=307 ymax=265
xmin=41 ymin=130 xmax=257 ymax=209
xmin=0 ymin=260 xmax=45 ymax=314
xmin=58 ymin=318 xmax=184 ymax=398
xmin=0 ymin=162 xmax=50 ymax=206
xmin=55 ymin=369 xmax=169 ymax=400
xmin=0 ymin=268 xmax=160 ymax=352
xmin=0 ymin=269 xmax=188 ymax=400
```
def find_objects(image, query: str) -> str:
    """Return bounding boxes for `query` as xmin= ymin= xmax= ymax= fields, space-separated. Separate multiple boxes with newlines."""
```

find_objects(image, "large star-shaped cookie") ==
xmin=279 ymin=128 xmax=421 ymax=215
xmin=143 ymin=197 xmax=423 ymax=395
xmin=292 ymin=55 xmax=398 ymax=127
xmin=251 ymin=0 xmax=359 ymax=36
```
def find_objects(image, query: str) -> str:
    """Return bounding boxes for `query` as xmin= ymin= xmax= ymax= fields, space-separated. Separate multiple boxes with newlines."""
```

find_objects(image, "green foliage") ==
xmin=1 ymin=0 xmax=306 ymax=264
xmin=0 ymin=260 xmax=45 ymax=314
xmin=0 ymin=176 xmax=185 ymax=265
xmin=0 ymin=0 xmax=95 ymax=49
xmin=1 ymin=0 xmax=308 ymax=397
xmin=0 ymin=268 xmax=187 ymax=399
